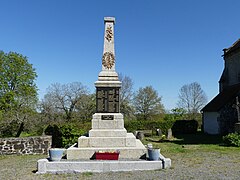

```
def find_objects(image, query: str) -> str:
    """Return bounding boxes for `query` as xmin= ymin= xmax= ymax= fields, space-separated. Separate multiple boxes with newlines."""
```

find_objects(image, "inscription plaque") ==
xmin=96 ymin=87 xmax=120 ymax=113
xmin=101 ymin=115 xmax=114 ymax=120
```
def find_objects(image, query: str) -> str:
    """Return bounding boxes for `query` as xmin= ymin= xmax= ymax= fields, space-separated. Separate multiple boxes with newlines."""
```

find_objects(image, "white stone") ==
xmin=37 ymin=159 xmax=47 ymax=174
xmin=89 ymin=137 xmax=126 ymax=147
xmin=91 ymin=119 xmax=99 ymax=129
xmin=126 ymin=133 xmax=136 ymax=147
xmin=78 ymin=136 xmax=89 ymax=147
xmin=37 ymin=158 xmax=171 ymax=174
xmin=68 ymin=139 xmax=146 ymax=160
xmin=89 ymin=129 xmax=127 ymax=137
xmin=98 ymin=120 xmax=118 ymax=129
xmin=91 ymin=113 xmax=124 ymax=129
xmin=104 ymin=17 xmax=115 ymax=23
xmin=78 ymin=133 xmax=136 ymax=148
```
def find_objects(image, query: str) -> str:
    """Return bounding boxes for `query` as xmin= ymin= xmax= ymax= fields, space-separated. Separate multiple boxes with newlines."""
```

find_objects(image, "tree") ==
xmin=171 ymin=108 xmax=187 ymax=120
xmin=118 ymin=74 xmax=135 ymax=118
xmin=41 ymin=82 xmax=89 ymax=121
xmin=177 ymin=82 xmax=207 ymax=118
xmin=0 ymin=51 xmax=38 ymax=137
xmin=133 ymin=86 xmax=165 ymax=120
xmin=75 ymin=93 xmax=96 ymax=122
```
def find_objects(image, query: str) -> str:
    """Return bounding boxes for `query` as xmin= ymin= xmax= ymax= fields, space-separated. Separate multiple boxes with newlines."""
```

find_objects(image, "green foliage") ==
xmin=44 ymin=122 xmax=91 ymax=148
xmin=0 ymin=51 xmax=37 ymax=111
xmin=125 ymin=115 xmax=175 ymax=135
xmin=124 ymin=120 xmax=145 ymax=132
xmin=133 ymin=86 xmax=165 ymax=120
xmin=172 ymin=120 xmax=198 ymax=134
xmin=0 ymin=50 xmax=38 ymax=137
xmin=0 ymin=120 xmax=18 ymax=137
xmin=171 ymin=108 xmax=187 ymax=120
xmin=60 ymin=123 xmax=86 ymax=148
xmin=223 ymin=133 xmax=240 ymax=147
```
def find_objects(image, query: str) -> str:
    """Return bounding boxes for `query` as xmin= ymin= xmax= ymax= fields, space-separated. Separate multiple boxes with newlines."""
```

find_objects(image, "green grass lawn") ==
xmin=143 ymin=132 xmax=239 ymax=156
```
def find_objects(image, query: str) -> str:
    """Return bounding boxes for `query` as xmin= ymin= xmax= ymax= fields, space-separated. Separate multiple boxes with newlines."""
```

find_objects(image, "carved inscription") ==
xmin=101 ymin=115 xmax=114 ymax=120
xmin=96 ymin=87 xmax=120 ymax=113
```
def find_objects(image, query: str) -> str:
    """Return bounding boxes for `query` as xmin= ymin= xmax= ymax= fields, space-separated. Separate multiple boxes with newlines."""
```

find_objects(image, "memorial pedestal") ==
xmin=67 ymin=113 xmax=146 ymax=160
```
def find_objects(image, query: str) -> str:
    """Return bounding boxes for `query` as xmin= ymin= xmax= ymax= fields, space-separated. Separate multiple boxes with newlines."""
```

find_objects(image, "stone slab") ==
xmin=78 ymin=136 xmax=89 ymax=147
xmin=91 ymin=113 xmax=124 ymax=129
xmin=95 ymin=80 xmax=122 ymax=87
xmin=89 ymin=129 xmax=127 ymax=137
xmin=78 ymin=133 xmax=136 ymax=148
xmin=94 ymin=120 xmax=123 ymax=129
xmin=68 ymin=139 xmax=146 ymax=160
xmin=37 ymin=158 xmax=171 ymax=174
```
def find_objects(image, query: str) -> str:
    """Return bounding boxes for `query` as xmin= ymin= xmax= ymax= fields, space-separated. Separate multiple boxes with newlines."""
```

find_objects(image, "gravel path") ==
xmin=87 ymin=151 xmax=240 ymax=180
xmin=0 ymin=149 xmax=240 ymax=180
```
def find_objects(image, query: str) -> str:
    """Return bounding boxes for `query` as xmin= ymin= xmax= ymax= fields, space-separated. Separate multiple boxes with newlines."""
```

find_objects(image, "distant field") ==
xmin=0 ymin=133 xmax=240 ymax=179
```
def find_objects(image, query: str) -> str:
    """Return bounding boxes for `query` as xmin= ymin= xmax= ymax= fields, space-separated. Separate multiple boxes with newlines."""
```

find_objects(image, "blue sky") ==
xmin=0 ymin=0 xmax=240 ymax=110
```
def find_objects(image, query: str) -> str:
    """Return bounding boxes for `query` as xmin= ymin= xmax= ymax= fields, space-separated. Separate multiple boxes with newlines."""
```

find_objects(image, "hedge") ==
xmin=125 ymin=116 xmax=175 ymax=135
xmin=172 ymin=120 xmax=198 ymax=134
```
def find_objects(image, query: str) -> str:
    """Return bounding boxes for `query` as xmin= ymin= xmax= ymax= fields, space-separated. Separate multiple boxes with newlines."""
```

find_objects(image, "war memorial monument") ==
xmin=37 ymin=17 xmax=171 ymax=173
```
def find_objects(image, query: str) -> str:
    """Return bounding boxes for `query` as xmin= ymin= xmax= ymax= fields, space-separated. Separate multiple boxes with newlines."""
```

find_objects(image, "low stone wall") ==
xmin=0 ymin=136 xmax=52 ymax=155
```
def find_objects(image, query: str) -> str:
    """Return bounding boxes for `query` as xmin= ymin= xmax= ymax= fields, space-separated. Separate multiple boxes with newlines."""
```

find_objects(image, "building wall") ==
xmin=220 ymin=50 xmax=240 ymax=91
xmin=226 ymin=51 xmax=240 ymax=85
xmin=0 ymin=136 xmax=52 ymax=155
xmin=218 ymin=100 xmax=238 ymax=134
xmin=203 ymin=112 xmax=220 ymax=134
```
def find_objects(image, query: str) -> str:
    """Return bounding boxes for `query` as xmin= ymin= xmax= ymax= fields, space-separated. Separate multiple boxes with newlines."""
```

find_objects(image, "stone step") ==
xmin=78 ymin=133 xmax=137 ymax=148
xmin=89 ymin=129 xmax=127 ymax=137
xmin=68 ymin=139 xmax=147 ymax=160
xmin=37 ymin=157 xmax=171 ymax=174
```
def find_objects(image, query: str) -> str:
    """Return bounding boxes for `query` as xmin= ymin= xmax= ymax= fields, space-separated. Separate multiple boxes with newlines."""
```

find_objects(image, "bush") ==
xmin=223 ymin=133 xmax=240 ymax=147
xmin=172 ymin=120 xmax=198 ymax=134
xmin=44 ymin=122 xmax=91 ymax=148
xmin=125 ymin=116 xmax=175 ymax=135
xmin=0 ymin=120 xmax=20 ymax=138
xmin=124 ymin=120 xmax=145 ymax=132
xmin=60 ymin=123 xmax=85 ymax=148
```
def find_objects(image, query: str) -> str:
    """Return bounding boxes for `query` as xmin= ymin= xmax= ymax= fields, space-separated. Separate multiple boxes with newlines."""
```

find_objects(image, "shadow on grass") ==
xmin=170 ymin=132 xmax=223 ymax=145
xmin=147 ymin=132 xmax=223 ymax=145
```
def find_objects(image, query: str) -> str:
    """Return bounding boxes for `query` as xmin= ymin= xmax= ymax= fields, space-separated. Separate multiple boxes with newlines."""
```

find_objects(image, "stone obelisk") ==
xmin=95 ymin=17 xmax=121 ymax=115
xmin=67 ymin=17 xmax=146 ymax=160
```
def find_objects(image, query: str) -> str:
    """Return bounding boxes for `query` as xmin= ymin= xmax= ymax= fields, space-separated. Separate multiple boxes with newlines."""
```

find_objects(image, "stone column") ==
xmin=97 ymin=17 xmax=119 ymax=82
xmin=95 ymin=17 xmax=121 ymax=113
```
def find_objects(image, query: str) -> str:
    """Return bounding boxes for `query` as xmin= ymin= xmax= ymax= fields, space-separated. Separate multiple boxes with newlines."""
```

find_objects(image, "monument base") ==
xmin=37 ymin=158 xmax=171 ymax=174
xmin=66 ymin=112 xmax=147 ymax=160
xmin=67 ymin=139 xmax=146 ymax=160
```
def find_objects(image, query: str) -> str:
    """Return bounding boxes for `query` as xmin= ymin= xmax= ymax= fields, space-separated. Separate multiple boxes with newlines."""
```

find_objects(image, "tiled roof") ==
xmin=201 ymin=83 xmax=240 ymax=112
